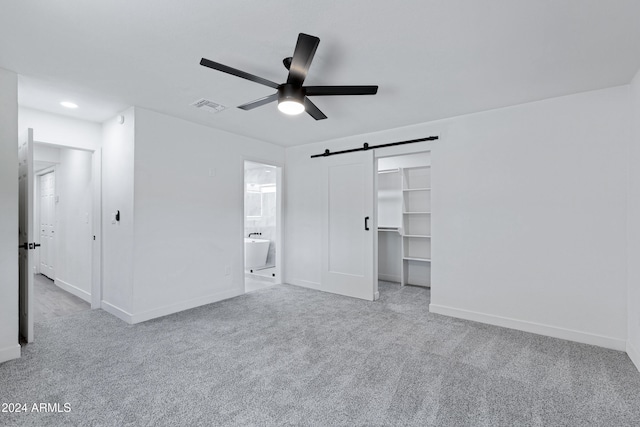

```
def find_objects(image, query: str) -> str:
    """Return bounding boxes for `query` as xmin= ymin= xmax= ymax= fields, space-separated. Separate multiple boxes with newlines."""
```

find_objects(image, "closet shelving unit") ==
xmin=401 ymin=165 xmax=431 ymax=287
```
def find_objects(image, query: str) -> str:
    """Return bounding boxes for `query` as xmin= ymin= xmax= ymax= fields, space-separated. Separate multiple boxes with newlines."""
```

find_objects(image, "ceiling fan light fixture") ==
xmin=278 ymin=99 xmax=305 ymax=115
xmin=277 ymin=83 xmax=305 ymax=115
xmin=60 ymin=101 xmax=78 ymax=109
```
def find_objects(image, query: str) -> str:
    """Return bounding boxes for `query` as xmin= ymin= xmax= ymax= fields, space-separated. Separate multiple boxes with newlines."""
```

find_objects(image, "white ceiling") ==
xmin=1 ymin=1 xmax=639 ymax=147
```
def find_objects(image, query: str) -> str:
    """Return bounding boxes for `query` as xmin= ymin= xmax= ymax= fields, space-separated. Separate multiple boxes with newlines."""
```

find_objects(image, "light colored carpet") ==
xmin=1 ymin=282 xmax=639 ymax=426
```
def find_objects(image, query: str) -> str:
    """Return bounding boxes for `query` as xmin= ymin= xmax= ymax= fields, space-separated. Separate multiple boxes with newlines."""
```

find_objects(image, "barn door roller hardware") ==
xmin=310 ymin=136 xmax=438 ymax=158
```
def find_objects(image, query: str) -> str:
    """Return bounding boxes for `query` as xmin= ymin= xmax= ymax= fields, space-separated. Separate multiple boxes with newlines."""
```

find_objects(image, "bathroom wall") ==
xmin=245 ymin=163 xmax=277 ymax=267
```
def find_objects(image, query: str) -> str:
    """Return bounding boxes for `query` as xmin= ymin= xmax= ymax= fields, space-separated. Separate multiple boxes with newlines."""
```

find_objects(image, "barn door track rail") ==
xmin=310 ymin=136 xmax=438 ymax=159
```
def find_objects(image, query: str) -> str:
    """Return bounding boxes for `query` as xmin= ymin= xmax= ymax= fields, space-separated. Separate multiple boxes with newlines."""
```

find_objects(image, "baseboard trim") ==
xmin=55 ymin=278 xmax=91 ymax=303
xmin=627 ymin=340 xmax=640 ymax=372
xmin=429 ymin=303 xmax=626 ymax=351
xmin=287 ymin=278 xmax=321 ymax=291
xmin=0 ymin=344 xmax=21 ymax=364
xmin=379 ymin=274 xmax=401 ymax=283
xmin=101 ymin=301 xmax=134 ymax=324
xmin=130 ymin=288 xmax=243 ymax=324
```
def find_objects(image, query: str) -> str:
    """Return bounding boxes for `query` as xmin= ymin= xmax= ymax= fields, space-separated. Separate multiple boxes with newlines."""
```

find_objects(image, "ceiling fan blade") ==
xmin=287 ymin=33 xmax=320 ymax=86
xmin=304 ymin=98 xmax=327 ymax=120
xmin=237 ymin=93 xmax=279 ymax=110
xmin=305 ymin=86 xmax=378 ymax=96
xmin=200 ymin=58 xmax=279 ymax=89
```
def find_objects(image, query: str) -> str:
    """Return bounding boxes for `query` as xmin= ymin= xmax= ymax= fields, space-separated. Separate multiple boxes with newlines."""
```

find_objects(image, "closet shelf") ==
xmin=378 ymin=227 xmax=400 ymax=233
xmin=403 ymin=256 xmax=431 ymax=262
xmin=403 ymin=165 xmax=431 ymax=170
xmin=403 ymin=234 xmax=431 ymax=238
xmin=403 ymin=188 xmax=431 ymax=192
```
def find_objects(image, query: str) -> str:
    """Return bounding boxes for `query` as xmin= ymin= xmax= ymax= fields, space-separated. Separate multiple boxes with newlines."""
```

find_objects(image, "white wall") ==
xmin=128 ymin=107 xmax=285 ymax=322
xmin=285 ymin=85 xmax=630 ymax=350
xmin=19 ymin=107 xmax=101 ymax=150
xmin=101 ymin=108 xmax=136 ymax=318
xmin=628 ymin=70 xmax=640 ymax=370
xmin=0 ymin=68 xmax=20 ymax=363
xmin=54 ymin=148 xmax=93 ymax=300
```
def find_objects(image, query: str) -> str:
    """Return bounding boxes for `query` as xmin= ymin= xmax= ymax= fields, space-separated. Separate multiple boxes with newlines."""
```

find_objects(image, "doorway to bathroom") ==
xmin=244 ymin=160 xmax=282 ymax=293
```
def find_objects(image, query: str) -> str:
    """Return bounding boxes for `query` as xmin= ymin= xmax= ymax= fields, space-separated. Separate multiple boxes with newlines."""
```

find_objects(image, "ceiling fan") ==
xmin=199 ymin=33 xmax=378 ymax=120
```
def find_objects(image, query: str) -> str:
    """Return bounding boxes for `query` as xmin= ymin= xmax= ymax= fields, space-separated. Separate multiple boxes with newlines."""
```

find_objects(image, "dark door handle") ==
xmin=18 ymin=242 xmax=41 ymax=250
xmin=365 ymin=216 xmax=370 ymax=231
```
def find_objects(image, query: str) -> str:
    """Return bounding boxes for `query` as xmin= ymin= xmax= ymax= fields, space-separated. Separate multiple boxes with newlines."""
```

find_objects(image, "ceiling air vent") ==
xmin=191 ymin=98 xmax=226 ymax=113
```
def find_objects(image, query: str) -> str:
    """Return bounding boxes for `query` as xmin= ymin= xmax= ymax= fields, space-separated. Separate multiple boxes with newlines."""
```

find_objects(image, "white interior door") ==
xmin=321 ymin=150 xmax=376 ymax=300
xmin=38 ymin=171 xmax=55 ymax=279
xmin=18 ymin=129 xmax=35 ymax=343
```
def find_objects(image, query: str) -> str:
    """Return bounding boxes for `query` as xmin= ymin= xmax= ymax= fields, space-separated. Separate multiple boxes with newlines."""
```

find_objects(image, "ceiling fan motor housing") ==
xmin=278 ymin=83 xmax=305 ymax=103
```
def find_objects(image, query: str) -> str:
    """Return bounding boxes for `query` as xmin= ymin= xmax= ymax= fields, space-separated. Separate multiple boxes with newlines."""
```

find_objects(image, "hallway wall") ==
xmin=0 ymin=67 xmax=19 ymax=363
xmin=628 ymin=68 xmax=640 ymax=370
xmin=55 ymin=148 xmax=93 ymax=300
xmin=19 ymin=107 xmax=101 ymax=150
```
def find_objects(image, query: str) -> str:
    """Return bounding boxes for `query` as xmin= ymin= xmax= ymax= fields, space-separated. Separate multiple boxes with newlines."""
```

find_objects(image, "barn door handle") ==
xmin=364 ymin=216 xmax=370 ymax=231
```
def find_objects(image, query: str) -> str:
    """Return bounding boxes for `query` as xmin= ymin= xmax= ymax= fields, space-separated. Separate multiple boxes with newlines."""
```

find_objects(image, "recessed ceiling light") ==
xmin=60 ymin=101 xmax=78 ymax=109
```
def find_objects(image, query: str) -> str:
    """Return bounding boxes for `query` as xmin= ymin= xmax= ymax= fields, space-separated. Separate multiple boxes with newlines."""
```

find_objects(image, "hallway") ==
xmin=33 ymin=274 xmax=90 ymax=322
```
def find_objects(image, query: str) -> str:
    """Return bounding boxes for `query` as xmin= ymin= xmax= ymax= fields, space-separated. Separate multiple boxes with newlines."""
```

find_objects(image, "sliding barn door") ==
xmin=18 ymin=129 xmax=34 ymax=343
xmin=321 ymin=150 xmax=376 ymax=300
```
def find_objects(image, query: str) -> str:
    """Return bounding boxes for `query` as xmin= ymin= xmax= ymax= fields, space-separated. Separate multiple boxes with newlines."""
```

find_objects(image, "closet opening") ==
xmin=376 ymin=152 xmax=431 ymax=296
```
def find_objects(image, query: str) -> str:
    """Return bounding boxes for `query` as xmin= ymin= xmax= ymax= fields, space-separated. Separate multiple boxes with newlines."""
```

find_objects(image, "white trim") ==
xmin=379 ymin=274 xmax=401 ymax=283
xmin=91 ymin=148 xmax=102 ymax=309
xmin=101 ymin=300 xmax=134 ymax=324
xmin=55 ymin=278 xmax=91 ymax=303
xmin=287 ymin=278 xmax=321 ymax=291
xmin=130 ymin=288 xmax=243 ymax=324
xmin=429 ymin=303 xmax=627 ymax=351
xmin=0 ymin=344 xmax=21 ymax=364
xmin=627 ymin=340 xmax=640 ymax=372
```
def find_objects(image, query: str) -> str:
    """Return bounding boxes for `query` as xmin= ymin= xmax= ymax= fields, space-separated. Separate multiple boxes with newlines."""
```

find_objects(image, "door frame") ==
xmin=374 ymin=140 xmax=436 ymax=297
xmin=242 ymin=157 xmax=284 ymax=288
xmin=34 ymin=166 xmax=56 ymax=277
xmin=30 ymin=140 xmax=102 ymax=309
